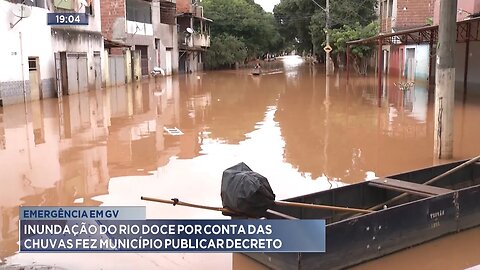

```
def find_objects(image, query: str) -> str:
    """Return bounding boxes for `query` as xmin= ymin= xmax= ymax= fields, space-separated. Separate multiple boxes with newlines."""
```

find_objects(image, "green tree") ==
xmin=202 ymin=0 xmax=283 ymax=64
xmin=274 ymin=0 xmax=377 ymax=56
xmin=273 ymin=0 xmax=317 ymax=54
xmin=205 ymin=34 xmax=248 ymax=69
xmin=330 ymin=22 xmax=379 ymax=74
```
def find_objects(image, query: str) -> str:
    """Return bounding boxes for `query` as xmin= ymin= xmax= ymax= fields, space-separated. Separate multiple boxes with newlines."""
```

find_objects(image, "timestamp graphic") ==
xmin=47 ymin=13 xmax=89 ymax=25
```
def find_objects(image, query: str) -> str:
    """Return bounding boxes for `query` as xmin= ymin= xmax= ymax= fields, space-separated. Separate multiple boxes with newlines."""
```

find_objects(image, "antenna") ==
xmin=10 ymin=3 xmax=32 ymax=28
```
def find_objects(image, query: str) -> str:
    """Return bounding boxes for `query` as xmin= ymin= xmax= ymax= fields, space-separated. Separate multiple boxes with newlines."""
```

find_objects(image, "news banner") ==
xmin=20 ymin=207 xmax=326 ymax=253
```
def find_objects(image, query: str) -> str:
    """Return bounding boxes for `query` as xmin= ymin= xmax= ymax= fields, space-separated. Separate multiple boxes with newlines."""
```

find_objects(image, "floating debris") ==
xmin=394 ymin=81 xmax=415 ymax=92
xmin=163 ymin=127 xmax=184 ymax=136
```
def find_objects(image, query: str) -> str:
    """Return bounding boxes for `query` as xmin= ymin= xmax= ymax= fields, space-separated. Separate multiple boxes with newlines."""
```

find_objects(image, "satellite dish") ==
xmin=11 ymin=4 xmax=32 ymax=18
xmin=186 ymin=28 xmax=194 ymax=34
xmin=76 ymin=0 xmax=88 ymax=11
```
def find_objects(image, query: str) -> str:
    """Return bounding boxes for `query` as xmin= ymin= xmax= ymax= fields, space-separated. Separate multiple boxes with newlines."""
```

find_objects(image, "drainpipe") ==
xmin=20 ymin=32 xmax=27 ymax=103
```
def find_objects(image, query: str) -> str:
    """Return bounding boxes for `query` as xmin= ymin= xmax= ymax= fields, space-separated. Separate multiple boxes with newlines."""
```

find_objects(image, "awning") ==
xmin=347 ymin=16 xmax=480 ymax=46
xmin=176 ymin=13 xmax=213 ymax=22
xmin=104 ymin=38 xmax=131 ymax=48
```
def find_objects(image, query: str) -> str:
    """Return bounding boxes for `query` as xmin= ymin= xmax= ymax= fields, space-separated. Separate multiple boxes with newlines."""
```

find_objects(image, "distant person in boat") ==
xmin=252 ymin=63 xmax=262 ymax=75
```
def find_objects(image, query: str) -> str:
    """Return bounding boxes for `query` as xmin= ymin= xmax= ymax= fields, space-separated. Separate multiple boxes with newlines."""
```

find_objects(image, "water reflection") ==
xmin=0 ymin=106 xmax=5 ymax=150
xmin=0 ymin=61 xmax=480 ymax=269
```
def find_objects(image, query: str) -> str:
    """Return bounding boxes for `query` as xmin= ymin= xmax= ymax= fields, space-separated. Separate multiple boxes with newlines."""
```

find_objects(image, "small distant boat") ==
xmin=251 ymin=68 xmax=261 ymax=76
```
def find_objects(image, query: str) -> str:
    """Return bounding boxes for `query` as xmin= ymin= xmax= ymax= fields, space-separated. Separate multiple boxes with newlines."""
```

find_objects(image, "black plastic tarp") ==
xmin=221 ymin=162 xmax=276 ymax=217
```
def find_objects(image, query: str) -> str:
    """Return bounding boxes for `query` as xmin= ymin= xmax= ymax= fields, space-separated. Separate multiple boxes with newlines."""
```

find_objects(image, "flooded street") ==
xmin=1 ymin=56 xmax=480 ymax=269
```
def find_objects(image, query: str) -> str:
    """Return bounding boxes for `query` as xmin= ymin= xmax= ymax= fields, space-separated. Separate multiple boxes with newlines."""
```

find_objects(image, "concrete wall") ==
xmin=455 ymin=41 xmax=480 ymax=86
xmin=51 ymin=29 xmax=104 ymax=90
xmin=180 ymin=51 xmax=203 ymax=73
xmin=101 ymin=0 xmax=179 ymax=77
xmin=157 ymin=24 xmax=179 ymax=74
xmin=0 ymin=0 xmax=103 ymax=105
xmin=102 ymin=49 xmax=110 ymax=87
xmin=52 ymin=0 xmax=104 ymax=86
xmin=404 ymin=44 xmax=430 ymax=79
xmin=129 ymin=38 xmax=155 ymax=77
xmin=100 ymin=0 xmax=126 ymax=41
xmin=155 ymin=2 xmax=179 ymax=74
xmin=384 ymin=41 xmax=480 ymax=87
xmin=0 ymin=2 xmax=51 ymax=104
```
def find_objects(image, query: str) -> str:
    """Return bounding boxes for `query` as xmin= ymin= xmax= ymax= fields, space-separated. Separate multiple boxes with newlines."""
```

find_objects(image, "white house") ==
xmin=0 ymin=0 xmax=104 ymax=105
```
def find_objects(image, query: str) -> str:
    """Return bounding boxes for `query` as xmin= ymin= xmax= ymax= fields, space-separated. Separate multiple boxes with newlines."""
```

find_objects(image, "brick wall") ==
xmin=396 ymin=0 xmax=435 ymax=30
xmin=100 ymin=0 xmax=126 ymax=40
xmin=176 ymin=0 xmax=192 ymax=13
xmin=381 ymin=19 xmax=392 ymax=33
xmin=161 ymin=1 xmax=177 ymax=25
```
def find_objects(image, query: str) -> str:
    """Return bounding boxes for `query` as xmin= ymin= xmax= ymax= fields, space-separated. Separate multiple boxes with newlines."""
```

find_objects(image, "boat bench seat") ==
xmin=368 ymin=178 xmax=453 ymax=197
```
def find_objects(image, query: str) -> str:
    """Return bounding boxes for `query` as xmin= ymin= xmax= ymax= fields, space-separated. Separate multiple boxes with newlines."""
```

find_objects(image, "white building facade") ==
xmin=0 ymin=0 xmax=103 ymax=105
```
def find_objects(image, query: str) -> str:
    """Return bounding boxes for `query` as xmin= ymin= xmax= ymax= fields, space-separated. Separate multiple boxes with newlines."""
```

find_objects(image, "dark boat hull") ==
xmin=242 ymin=160 xmax=480 ymax=269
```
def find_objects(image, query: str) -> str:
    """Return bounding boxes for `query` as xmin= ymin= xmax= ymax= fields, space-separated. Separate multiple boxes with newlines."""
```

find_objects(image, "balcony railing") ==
xmin=192 ymin=33 xmax=210 ymax=47
xmin=180 ymin=33 xmax=210 ymax=48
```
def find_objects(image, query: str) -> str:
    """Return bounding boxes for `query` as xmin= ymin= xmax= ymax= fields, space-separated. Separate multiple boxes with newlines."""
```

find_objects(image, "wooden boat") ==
xmin=251 ymin=68 xmax=261 ymax=76
xmin=243 ymin=159 xmax=480 ymax=270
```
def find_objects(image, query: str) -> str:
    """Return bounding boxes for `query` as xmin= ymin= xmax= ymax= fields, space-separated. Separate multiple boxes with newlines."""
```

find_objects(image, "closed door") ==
xmin=165 ymin=50 xmax=172 ymax=75
xmin=93 ymin=52 xmax=102 ymax=89
xmin=109 ymin=55 xmax=126 ymax=86
xmin=77 ymin=55 xmax=88 ymax=92
xmin=66 ymin=53 xmax=89 ymax=94
xmin=109 ymin=56 xmax=116 ymax=85
xmin=66 ymin=55 xmax=79 ymax=94
xmin=406 ymin=48 xmax=416 ymax=79
xmin=28 ymin=57 xmax=41 ymax=100
xmin=137 ymin=45 xmax=149 ymax=76
xmin=54 ymin=52 xmax=64 ymax=97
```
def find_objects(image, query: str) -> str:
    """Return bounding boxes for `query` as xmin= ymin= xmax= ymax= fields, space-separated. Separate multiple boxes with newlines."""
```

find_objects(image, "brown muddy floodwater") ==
xmin=1 ymin=55 xmax=480 ymax=269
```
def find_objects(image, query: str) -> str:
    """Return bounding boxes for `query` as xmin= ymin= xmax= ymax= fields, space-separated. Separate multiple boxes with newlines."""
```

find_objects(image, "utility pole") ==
xmin=311 ymin=0 xmax=333 ymax=75
xmin=434 ymin=0 xmax=457 ymax=159
xmin=325 ymin=0 xmax=333 ymax=76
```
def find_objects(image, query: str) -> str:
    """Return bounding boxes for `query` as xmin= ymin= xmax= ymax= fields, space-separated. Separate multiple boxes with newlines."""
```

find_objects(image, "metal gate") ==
xmin=54 ymin=52 xmax=64 ymax=97
xmin=109 ymin=55 xmax=126 ymax=86
xmin=137 ymin=45 xmax=149 ymax=76
xmin=93 ymin=51 xmax=102 ymax=89
xmin=66 ymin=52 xmax=89 ymax=94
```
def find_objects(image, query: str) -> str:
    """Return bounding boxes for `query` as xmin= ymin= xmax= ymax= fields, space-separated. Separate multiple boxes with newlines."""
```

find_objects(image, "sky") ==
xmin=254 ymin=0 xmax=281 ymax=13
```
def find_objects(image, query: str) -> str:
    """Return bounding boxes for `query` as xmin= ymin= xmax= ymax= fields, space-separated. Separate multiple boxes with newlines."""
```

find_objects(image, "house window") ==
xmin=53 ymin=0 xmax=74 ymax=10
xmin=28 ymin=57 xmax=38 ymax=71
xmin=85 ymin=0 xmax=94 ymax=16
xmin=126 ymin=0 xmax=152 ymax=24
xmin=382 ymin=0 xmax=393 ymax=18
xmin=160 ymin=1 xmax=176 ymax=25
xmin=7 ymin=0 xmax=45 ymax=8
